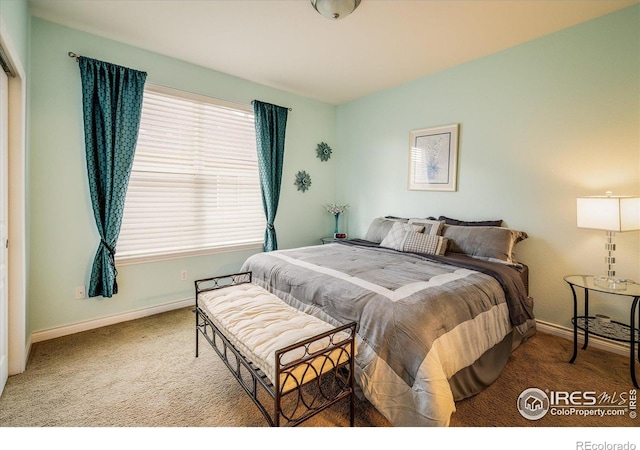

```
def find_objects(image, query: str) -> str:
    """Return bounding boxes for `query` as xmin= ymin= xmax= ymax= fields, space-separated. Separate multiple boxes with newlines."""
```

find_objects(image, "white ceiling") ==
xmin=28 ymin=0 xmax=639 ymax=105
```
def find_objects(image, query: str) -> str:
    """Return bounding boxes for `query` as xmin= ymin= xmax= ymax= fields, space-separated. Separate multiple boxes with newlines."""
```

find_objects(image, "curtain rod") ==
xmin=70 ymin=52 xmax=292 ymax=112
xmin=251 ymin=100 xmax=292 ymax=112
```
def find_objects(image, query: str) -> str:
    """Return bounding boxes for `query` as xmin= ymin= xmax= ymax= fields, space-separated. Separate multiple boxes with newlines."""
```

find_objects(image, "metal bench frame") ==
xmin=195 ymin=271 xmax=356 ymax=427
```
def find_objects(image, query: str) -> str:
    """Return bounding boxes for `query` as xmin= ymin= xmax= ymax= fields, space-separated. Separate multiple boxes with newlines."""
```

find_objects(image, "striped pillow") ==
xmin=402 ymin=231 xmax=448 ymax=256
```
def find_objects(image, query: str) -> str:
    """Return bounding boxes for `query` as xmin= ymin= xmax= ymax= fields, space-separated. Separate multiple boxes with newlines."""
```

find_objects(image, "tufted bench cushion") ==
xmin=198 ymin=282 xmax=353 ymax=393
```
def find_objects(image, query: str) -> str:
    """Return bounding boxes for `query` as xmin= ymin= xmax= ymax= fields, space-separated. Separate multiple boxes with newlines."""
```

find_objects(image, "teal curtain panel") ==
xmin=253 ymin=100 xmax=288 ymax=252
xmin=78 ymin=56 xmax=147 ymax=298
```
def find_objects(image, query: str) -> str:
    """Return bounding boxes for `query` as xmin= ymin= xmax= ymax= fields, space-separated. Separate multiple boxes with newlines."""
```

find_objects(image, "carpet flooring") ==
xmin=0 ymin=306 xmax=637 ymax=431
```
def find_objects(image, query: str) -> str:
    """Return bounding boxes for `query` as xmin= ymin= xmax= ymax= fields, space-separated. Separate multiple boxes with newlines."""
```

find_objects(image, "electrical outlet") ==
xmin=181 ymin=270 xmax=187 ymax=281
xmin=75 ymin=286 xmax=86 ymax=299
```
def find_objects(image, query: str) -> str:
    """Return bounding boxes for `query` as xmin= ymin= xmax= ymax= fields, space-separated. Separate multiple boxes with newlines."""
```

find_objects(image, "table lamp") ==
xmin=576 ymin=192 xmax=640 ymax=290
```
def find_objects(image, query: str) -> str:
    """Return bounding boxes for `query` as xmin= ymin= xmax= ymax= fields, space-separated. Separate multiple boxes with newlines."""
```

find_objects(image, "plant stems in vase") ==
xmin=324 ymin=202 xmax=350 ymax=238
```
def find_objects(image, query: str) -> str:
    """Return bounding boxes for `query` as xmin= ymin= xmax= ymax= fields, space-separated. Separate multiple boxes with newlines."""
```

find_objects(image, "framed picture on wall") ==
xmin=408 ymin=123 xmax=459 ymax=191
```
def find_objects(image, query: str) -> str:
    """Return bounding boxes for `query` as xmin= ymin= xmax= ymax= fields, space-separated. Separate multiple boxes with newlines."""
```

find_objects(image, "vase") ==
xmin=334 ymin=213 xmax=340 ymax=235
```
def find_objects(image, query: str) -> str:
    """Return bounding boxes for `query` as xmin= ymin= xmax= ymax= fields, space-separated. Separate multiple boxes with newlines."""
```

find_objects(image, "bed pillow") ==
xmin=379 ymin=222 xmax=425 ymax=251
xmin=364 ymin=217 xmax=408 ymax=243
xmin=384 ymin=216 xmax=410 ymax=220
xmin=402 ymin=231 xmax=448 ymax=256
xmin=442 ymin=224 xmax=527 ymax=264
xmin=408 ymin=218 xmax=444 ymax=236
xmin=438 ymin=216 xmax=503 ymax=227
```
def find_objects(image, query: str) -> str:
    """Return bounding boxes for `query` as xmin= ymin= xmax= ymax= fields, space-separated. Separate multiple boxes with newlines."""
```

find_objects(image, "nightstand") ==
xmin=564 ymin=275 xmax=640 ymax=388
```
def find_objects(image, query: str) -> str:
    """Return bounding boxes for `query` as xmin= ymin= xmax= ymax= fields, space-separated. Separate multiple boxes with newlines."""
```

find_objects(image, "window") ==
xmin=117 ymin=84 xmax=265 ymax=264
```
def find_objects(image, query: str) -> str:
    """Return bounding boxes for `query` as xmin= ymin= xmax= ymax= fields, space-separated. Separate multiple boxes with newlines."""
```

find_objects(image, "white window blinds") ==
xmin=117 ymin=85 xmax=265 ymax=264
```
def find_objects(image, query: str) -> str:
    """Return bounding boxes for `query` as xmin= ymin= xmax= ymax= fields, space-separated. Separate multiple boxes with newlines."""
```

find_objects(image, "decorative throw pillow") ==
xmin=438 ymin=216 xmax=503 ymax=227
xmin=379 ymin=222 xmax=425 ymax=251
xmin=408 ymin=218 xmax=444 ymax=236
xmin=364 ymin=217 xmax=408 ymax=243
xmin=442 ymin=225 xmax=527 ymax=264
xmin=402 ymin=231 xmax=448 ymax=256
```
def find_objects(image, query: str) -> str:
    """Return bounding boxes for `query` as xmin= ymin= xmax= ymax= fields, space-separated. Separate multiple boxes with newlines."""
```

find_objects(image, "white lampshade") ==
xmin=310 ymin=0 xmax=361 ymax=20
xmin=577 ymin=195 xmax=640 ymax=232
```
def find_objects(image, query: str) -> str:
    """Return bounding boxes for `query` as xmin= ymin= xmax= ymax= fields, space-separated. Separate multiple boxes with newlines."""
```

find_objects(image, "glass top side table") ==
xmin=564 ymin=275 xmax=640 ymax=388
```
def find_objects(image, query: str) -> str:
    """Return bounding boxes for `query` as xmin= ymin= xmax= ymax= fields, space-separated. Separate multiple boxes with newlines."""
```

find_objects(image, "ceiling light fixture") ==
xmin=310 ymin=0 xmax=361 ymax=20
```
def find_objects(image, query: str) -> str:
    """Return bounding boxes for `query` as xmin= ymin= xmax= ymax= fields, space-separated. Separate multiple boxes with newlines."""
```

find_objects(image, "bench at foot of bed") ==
xmin=195 ymin=271 xmax=357 ymax=427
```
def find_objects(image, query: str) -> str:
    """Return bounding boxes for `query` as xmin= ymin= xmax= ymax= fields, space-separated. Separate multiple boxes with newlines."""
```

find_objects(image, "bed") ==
xmin=241 ymin=216 xmax=536 ymax=426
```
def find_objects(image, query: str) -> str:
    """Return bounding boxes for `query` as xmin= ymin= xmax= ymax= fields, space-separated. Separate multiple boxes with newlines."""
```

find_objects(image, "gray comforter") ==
xmin=241 ymin=240 xmax=534 ymax=426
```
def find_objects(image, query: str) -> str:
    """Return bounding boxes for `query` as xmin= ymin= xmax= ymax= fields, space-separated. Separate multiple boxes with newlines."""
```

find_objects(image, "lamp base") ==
xmin=594 ymin=276 xmax=628 ymax=291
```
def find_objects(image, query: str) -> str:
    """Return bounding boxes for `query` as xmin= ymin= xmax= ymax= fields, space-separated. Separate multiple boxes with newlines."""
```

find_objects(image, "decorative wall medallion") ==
xmin=316 ymin=142 xmax=332 ymax=162
xmin=294 ymin=170 xmax=312 ymax=192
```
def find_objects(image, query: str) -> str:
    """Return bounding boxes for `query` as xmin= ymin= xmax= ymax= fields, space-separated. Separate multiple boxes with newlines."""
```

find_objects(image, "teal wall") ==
xmin=29 ymin=18 xmax=337 ymax=332
xmin=22 ymin=4 xmax=640 ymax=335
xmin=336 ymin=6 xmax=640 ymax=328
xmin=0 ymin=0 xmax=29 ymax=66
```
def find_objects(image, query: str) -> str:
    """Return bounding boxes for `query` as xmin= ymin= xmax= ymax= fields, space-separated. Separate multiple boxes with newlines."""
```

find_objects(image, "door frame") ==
xmin=0 ymin=17 xmax=28 ymax=378
xmin=0 ymin=63 xmax=7 ymax=393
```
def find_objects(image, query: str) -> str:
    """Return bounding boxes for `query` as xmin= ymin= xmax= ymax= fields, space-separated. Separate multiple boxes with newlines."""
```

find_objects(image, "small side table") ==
xmin=321 ymin=236 xmax=349 ymax=244
xmin=564 ymin=275 xmax=640 ymax=388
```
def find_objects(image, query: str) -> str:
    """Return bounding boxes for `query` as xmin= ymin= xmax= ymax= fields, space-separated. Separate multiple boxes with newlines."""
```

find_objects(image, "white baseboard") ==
xmin=28 ymin=306 xmax=632 ymax=357
xmin=535 ymin=319 xmax=629 ymax=357
xmin=31 ymin=297 xmax=195 ymax=343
